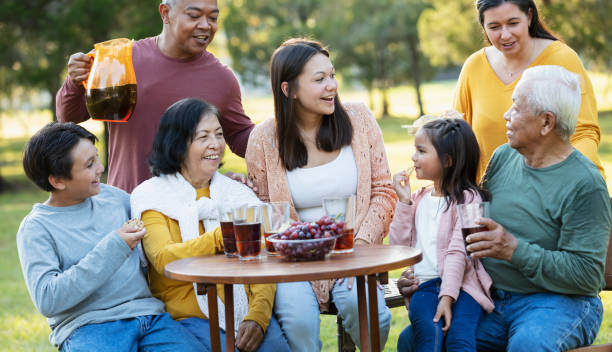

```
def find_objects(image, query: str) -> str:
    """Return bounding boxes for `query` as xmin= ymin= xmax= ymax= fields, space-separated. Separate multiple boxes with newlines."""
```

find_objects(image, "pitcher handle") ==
xmin=81 ymin=50 xmax=95 ymax=89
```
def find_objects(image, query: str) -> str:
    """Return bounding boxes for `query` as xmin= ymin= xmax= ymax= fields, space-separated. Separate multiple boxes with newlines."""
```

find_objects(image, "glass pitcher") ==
xmin=83 ymin=38 xmax=137 ymax=122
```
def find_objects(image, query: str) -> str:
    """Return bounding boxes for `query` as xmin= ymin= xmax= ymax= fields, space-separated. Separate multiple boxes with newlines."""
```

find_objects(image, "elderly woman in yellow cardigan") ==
xmin=131 ymin=98 xmax=290 ymax=352
xmin=246 ymin=38 xmax=397 ymax=352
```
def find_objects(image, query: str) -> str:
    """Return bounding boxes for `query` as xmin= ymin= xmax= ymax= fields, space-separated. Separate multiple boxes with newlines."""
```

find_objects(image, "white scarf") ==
xmin=130 ymin=171 xmax=261 ymax=335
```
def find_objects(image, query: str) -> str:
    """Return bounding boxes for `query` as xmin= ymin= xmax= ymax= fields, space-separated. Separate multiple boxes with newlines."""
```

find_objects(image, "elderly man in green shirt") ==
xmin=467 ymin=65 xmax=611 ymax=352
xmin=397 ymin=64 xmax=610 ymax=352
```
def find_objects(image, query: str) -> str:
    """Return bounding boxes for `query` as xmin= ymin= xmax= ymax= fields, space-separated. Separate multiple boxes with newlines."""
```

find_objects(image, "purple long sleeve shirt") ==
xmin=56 ymin=37 xmax=254 ymax=193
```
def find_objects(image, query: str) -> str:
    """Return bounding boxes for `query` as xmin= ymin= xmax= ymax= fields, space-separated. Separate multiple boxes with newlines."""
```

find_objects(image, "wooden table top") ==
xmin=165 ymin=244 xmax=422 ymax=284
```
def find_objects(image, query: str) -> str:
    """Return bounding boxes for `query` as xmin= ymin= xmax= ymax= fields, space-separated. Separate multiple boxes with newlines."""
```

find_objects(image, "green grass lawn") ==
xmin=1 ymin=95 xmax=611 ymax=350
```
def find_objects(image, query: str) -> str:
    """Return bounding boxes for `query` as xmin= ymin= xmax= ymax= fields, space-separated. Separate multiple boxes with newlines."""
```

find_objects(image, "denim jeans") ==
xmin=179 ymin=314 xmax=290 ymax=352
xmin=60 ymin=313 xmax=204 ymax=352
xmin=274 ymin=279 xmax=392 ymax=352
xmin=398 ymin=289 xmax=603 ymax=352
xmin=476 ymin=289 xmax=603 ymax=352
xmin=400 ymin=278 xmax=482 ymax=352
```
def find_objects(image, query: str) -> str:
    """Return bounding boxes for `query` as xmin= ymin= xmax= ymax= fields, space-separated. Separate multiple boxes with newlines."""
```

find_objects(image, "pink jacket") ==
xmin=246 ymin=102 xmax=397 ymax=311
xmin=389 ymin=187 xmax=494 ymax=312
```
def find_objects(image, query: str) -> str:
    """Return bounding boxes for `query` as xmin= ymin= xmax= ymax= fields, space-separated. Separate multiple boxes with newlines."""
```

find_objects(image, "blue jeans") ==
xmin=274 ymin=279 xmax=392 ymax=352
xmin=476 ymin=289 xmax=603 ymax=352
xmin=398 ymin=289 xmax=603 ymax=352
xmin=401 ymin=278 xmax=482 ymax=352
xmin=179 ymin=314 xmax=290 ymax=352
xmin=60 ymin=313 xmax=204 ymax=352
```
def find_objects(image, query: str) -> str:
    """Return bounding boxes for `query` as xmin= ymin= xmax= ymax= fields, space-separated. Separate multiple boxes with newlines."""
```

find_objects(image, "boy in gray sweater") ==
xmin=16 ymin=122 xmax=204 ymax=351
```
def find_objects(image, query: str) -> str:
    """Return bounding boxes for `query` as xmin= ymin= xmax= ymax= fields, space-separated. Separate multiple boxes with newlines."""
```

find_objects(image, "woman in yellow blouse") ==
xmin=454 ymin=0 xmax=604 ymax=178
xmin=130 ymin=98 xmax=290 ymax=352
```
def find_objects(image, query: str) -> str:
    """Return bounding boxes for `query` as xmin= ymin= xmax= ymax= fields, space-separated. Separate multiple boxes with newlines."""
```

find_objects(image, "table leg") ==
xmin=206 ymin=284 xmax=221 ymax=352
xmin=224 ymin=284 xmax=235 ymax=350
xmin=367 ymin=275 xmax=381 ymax=352
xmin=356 ymin=275 xmax=371 ymax=352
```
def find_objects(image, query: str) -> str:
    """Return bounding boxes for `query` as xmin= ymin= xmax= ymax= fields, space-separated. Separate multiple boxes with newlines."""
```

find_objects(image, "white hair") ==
xmin=515 ymin=65 xmax=582 ymax=141
xmin=162 ymin=0 xmax=176 ymax=6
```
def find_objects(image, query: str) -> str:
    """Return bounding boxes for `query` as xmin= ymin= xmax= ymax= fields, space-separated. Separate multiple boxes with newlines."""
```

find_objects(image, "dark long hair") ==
xmin=475 ymin=0 xmax=558 ymax=43
xmin=149 ymin=98 xmax=220 ymax=176
xmin=421 ymin=118 xmax=489 ymax=209
xmin=270 ymin=38 xmax=353 ymax=171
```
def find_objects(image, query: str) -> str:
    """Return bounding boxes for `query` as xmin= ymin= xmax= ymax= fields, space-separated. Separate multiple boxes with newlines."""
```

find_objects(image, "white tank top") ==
xmin=286 ymin=145 xmax=358 ymax=223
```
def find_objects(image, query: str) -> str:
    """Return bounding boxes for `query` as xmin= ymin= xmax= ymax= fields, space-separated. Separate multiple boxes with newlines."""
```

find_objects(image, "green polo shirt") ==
xmin=482 ymin=144 xmax=610 ymax=297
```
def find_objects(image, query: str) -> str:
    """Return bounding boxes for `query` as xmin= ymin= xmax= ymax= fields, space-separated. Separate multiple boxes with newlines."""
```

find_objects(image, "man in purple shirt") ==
xmin=56 ymin=0 xmax=254 ymax=193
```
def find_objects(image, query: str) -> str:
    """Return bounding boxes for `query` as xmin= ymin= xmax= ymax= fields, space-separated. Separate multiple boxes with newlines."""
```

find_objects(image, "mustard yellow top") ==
xmin=141 ymin=187 xmax=275 ymax=331
xmin=453 ymin=41 xmax=604 ymax=180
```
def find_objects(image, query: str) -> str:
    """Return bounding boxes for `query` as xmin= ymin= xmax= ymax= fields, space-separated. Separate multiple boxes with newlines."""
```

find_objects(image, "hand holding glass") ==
xmin=456 ymin=202 xmax=490 ymax=258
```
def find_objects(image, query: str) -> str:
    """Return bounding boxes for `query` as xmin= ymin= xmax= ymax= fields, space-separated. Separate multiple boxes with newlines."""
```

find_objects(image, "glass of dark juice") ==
xmin=232 ymin=205 xmax=262 ymax=261
xmin=261 ymin=202 xmax=290 ymax=256
xmin=456 ymin=202 xmax=490 ymax=258
xmin=323 ymin=195 xmax=356 ymax=253
xmin=218 ymin=207 xmax=237 ymax=257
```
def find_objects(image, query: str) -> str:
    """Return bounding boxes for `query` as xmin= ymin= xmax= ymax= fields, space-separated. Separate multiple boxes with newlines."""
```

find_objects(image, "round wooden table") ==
xmin=165 ymin=244 xmax=421 ymax=352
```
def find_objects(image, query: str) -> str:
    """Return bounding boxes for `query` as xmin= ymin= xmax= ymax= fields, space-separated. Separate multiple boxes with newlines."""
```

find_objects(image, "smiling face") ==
xmin=160 ymin=0 xmax=219 ymax=59
xmin=52 ymin=138 xmax=104 ymax=206
xmin=292 ymin=53 xmax=338 ymax=120
xmin=482 ymin=2 xmax=532 ymax=57
xmin=412 ymin=129 xmax=443 ymax=187
xmin=181 ymin=113 xmax=225 ymax=188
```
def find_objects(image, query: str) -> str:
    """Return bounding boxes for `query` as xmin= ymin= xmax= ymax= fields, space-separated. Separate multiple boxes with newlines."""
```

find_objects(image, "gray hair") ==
xmin=515 ymin=65 xmax=582 ymax=141
xmin=161 ymin=0 xmax=176 ymax=7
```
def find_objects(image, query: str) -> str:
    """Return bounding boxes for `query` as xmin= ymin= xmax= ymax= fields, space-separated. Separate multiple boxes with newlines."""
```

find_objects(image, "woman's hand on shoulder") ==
xmin=225 ymin=171 xmax=258 ymax=193
xmin=393 ymin=169 xmax=413 ymax=204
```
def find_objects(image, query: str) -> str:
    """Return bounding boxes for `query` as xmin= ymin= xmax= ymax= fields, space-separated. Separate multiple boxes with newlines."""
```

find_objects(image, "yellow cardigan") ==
xmin=141 ymin=187 xmax=275 ymax=331
xmin=454 ymin=41 xmax=604 ymax=180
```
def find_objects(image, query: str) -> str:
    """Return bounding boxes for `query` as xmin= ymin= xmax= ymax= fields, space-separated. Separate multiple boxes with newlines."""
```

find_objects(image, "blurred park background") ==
xmin=1 ymin=0 xmax=611 ymax=350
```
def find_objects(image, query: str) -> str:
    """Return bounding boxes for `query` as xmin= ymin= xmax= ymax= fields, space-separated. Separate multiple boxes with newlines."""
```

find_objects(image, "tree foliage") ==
xmin=223 ymin=0 xmax=326 ymax=86
xmin=223 ymin=0 xmax=434 ymax=117
xmin=0 ymin=0 xmax=161 ymax=117
xmin=541 ymin=0 xmax=612 ymax=71
xmin=324 ymin=0 xmax=435 ymax=116
xmin=418 ymin=0 xmax=482 ymax=67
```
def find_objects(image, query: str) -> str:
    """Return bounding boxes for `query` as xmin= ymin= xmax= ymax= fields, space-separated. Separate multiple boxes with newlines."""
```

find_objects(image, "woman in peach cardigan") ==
xmin=246 ymin=38 xmax=397 ymax=351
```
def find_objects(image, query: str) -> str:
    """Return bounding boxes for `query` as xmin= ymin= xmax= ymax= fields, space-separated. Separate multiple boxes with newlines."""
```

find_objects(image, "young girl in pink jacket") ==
xmin=390 ymin=117 xmax=494 ymax=352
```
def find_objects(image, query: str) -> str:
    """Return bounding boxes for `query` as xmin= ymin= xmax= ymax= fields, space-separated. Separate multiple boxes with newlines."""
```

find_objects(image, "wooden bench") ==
xmin=329 ymin=198 xmax=612 ymax=352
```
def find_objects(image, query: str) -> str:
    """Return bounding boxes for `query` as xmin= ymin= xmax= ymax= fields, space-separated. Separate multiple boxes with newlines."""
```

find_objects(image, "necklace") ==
xmin=505 ymin=39 xmax=537 ymax=78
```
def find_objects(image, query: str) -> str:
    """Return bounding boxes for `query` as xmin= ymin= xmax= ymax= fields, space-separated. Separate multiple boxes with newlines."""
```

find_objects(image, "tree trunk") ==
xmin=381 ymin=88 xmax=390 ymax=118
xmin=407 ymin=34 xmax=425 ymax=117
xmin=0 ymin=172 xmax=6 ymax=193
xmin=378 ymin=50 xmax=390 ymax=118
xmin=47 ymin=86 xmax=57 ymax=122
xmin=366 ymin=82 xmax=375 ymax=111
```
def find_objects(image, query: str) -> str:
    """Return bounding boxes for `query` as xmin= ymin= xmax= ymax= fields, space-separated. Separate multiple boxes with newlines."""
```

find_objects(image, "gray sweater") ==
xmin=16 ymin=184 xmax=164 ymax=347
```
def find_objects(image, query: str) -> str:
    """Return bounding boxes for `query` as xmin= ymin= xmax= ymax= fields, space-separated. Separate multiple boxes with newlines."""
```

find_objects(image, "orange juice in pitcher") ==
xmin=84 ymin=38 xmax=137 ymax=122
